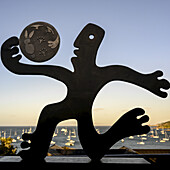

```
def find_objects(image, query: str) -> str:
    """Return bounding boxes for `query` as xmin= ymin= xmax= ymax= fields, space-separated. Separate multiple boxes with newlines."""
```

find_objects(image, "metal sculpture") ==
xmin=1 ymin=23 xmax=170 ymax=162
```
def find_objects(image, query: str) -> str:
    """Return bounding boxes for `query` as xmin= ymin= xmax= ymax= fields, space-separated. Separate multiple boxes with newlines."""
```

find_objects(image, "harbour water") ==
xmin=0 ymin=126 xmax=170 ymax=154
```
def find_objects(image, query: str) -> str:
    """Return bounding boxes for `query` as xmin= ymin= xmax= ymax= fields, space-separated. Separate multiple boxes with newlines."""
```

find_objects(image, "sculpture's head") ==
xmin=74 ymin=23 xmax=105 ymax=57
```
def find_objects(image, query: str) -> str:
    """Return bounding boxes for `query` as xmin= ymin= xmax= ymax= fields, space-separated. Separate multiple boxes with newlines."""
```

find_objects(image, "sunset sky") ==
xmin=0 ymin=0 xmax=170 ymax=126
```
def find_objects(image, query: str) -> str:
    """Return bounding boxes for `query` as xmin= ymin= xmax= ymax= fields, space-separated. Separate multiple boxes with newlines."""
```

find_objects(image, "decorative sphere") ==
xmin=19 ymin=21 xmax=60 ymax=62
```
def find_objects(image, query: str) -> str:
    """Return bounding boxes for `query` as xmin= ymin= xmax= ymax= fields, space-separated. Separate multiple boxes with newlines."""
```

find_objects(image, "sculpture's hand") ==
xmin=146 ymin=71 xmax=170 ymax=98
xmin=1 ymin=36 xmax=72 ymax=85
xmin=1 ymin=36 xmax=22 ymax=74
xmin=100 ymin=65 xmax=170 ymax=98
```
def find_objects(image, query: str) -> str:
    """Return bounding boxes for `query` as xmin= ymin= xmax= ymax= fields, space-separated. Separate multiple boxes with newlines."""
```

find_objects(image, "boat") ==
xmin=160 ymin=128 xmax=165 ymax=134
xmin=150 ymin=129 xmax=154 ymax=134
xmin=16 ymin=135 xmax=23 ymax=141
xmin=160 ymin=139 xmax=166 ymax=143
xmin=65 ymin=140 xmax=75 ymax=146
xmin=65 ymin=130 xmax=75 ymax=146
xmin=12 ymin=139 xmax=17 ymax=143
xmin=137 ymin=138 xmax=145 ymax=145
xmin=137 ymin=141 xmax=145 ymax=145
xmin=53 ymin=131 xmax=57 ymax=137
xmin=3 ymin=131 xmax=6 ymax=139
xmin=129 ymin=136 xmax=134 ymax=139
xmin=141 ymin=134 xmax=147 ymax=137
xmin=61 ymin=128 xmax=68 ymax=135
xmin=162 ymin=131 xmax=169 ymax=141
xmin=141 ymin=137 xmax=147 ymax=140
xmin=67 ymin=130 xmax=71 ymax=140
xmin=152 ymin=130 xmax=159 ymax=139
xmin=9 ymin=129 xmax=12 ymax=137
xmin=96 ymin=128 xmax=100 ymax=134
xmin=28 ymin=127 xmax=32 ymax=134
xmin=71 ymin=129 xmax=76 ymax=138
xmin=14 ymin=131 xmax=17 ymax=136
xmin=22 ymin=129 xmax=25 ymax=134
xmin=50 ymin=141 xmax=55 ymax=145
xmin=19 ymin=138 xmax=23 ymax=142
xmin=17 ymin=136 xmax=20 ymax=140
xmin=150 ymin=129 xmax=154 ymax=137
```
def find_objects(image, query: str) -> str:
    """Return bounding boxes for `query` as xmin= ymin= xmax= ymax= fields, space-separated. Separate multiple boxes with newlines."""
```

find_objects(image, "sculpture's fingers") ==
xmin=21 ymin=141 xmax=31 ymax=149
xmin=138 ymin=115 xmax=149 ymax=124
xmin=160 ymin=79 xmax=170 ymax=90
xmin=153 ymin=70 xmax=163 ymax=77
xmin=138 ymin=125 xmax=150 ymax=135
xmin=1 ymin=36 xmax=19 ymax=50
xmin=126 ymin=108 xmax=145 ymax=117
xmin=22 ymin=133 xmax=33 ymax=140
xmin=10 ymin=47 xmax=19 ymax=55
xmin=156 ymin=90 xmax=168 ymax=98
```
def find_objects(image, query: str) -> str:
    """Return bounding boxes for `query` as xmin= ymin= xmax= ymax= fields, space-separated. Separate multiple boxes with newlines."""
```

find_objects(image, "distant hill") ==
xmin=157 ymin=121 xmax=170 ymax=128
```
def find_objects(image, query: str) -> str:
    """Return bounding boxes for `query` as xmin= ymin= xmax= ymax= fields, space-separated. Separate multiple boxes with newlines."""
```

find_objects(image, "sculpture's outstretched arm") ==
xmin=100 ymin=65 xmax=170 ymax=98
xmin=1 ymin=37 xmax=72 ymax=85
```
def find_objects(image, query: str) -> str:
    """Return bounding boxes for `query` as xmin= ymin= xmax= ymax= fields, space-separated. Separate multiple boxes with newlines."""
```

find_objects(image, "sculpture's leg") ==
xmin=78 ymin=108 xmax=150 ymax=161
xmin=19 ymin=100 xmax=74 ymax=161
xmin=77 ymin=111 xmax=100 ymax=161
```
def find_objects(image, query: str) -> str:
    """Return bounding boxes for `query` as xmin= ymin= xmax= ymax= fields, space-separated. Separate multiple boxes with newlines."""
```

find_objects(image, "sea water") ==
xmin=0 ymin=126 xmax=170 ymax=154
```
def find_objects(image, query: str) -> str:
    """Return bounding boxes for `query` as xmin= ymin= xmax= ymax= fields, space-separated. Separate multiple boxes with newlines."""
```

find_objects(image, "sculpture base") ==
xmin=0 ymin=155 xmax=155 ymax=169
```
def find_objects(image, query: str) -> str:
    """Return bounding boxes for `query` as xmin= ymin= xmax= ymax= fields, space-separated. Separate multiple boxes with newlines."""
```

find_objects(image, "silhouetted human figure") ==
xmin=1 ymin=23 xmax=170 ymax=162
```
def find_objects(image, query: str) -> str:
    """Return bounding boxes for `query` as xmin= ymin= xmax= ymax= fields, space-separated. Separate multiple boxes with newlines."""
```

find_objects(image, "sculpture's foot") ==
xmin=87 ymin=108 xmax=150 ymax=161
xmin=20 ymin=132 xmax=47 ymax=162
xmin=19 ymin=149 xmax=46 ymax=163
xmin=114 ymin=108 xmax=150 ymax=139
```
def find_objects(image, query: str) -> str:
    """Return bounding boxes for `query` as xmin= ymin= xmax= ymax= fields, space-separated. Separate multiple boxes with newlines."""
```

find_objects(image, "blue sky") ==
xmin=0 ymin=0 xmax=170 ymax=126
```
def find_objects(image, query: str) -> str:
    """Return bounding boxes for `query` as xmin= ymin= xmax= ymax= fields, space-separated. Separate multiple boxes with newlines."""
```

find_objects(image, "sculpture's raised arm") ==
xmin=100 ymin=65 xmax=170 ymax=98
xmin=1 ymin=37 xmax=72 ymax=85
